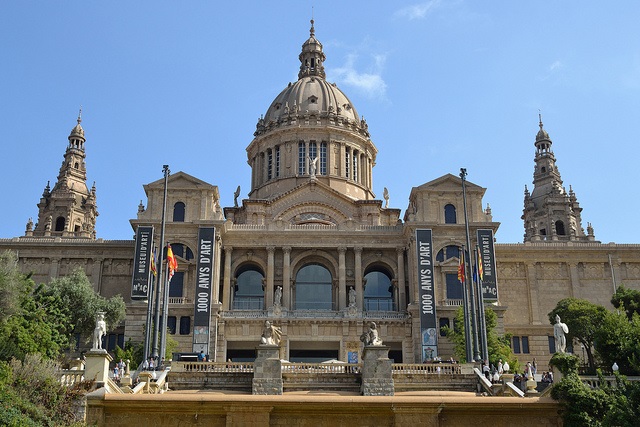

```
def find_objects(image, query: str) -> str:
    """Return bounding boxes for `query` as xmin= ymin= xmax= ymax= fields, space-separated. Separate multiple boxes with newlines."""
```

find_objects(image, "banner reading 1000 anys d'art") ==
xmin=416 ymin=229 xmax=438 ymax=362
xmin=131 ymin=226 xmax=154 ymax=300
xmin=192 ymin=227 xmax=215 ymax=354
xmin=477 ymin=228 xmax=498 ymax=301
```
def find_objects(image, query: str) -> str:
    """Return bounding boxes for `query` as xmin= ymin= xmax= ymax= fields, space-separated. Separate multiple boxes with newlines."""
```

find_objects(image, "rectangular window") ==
xmin=548 ymin=336 xmax=556 ymax=354
xmin=169 ymin=271 xmax=184 ymax=297
xmin=275 ymin=146 xmax=280 ymax=177
xmin=439 ymin=317 xmax=450 ymax=336
xmin=446 ymin=273 xmax=463 ymax=300
xmin=167 ymin=316 xmax=177 ymax=335
xmin=353 ymin=150 xmax=358 ymax=182
xmin=298 ymin=142 xmax=306 ymax=175
xmin=512 ymin=336 xmax=530 ymax=354
xmin=320 ymin=142 xmax=327 ymax=175
xmin=345 ymin=149 xmax=350 ymax=178
xmin=179 ymin=316 xmax=191 ymax=335
xmin=512 ymin=336 xmax=521 ymax=354
xmin=267 ymin=149 xmax=273 ymax=180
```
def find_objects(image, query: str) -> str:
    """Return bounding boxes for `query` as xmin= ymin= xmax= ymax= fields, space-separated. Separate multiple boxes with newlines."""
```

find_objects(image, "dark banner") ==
xmin=477 ymin=229 xmax=498 ymax=300
xmin=192 ymin=227 xmax=215 ymax=353
xmin=416 ymin=229 xmax=438 ymax=361
xmin=131 ymin=226 xmax=154 ymax=300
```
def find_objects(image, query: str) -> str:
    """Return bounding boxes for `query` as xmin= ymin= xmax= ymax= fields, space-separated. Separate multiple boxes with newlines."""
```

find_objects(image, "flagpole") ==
xmin=460 ymin=168 xmax=481 ymax=362
xmin=151 ymin=165 xmax=170 ymax=360
xmin=143 ymin=248 xmax=155 ymax=362
xmin=460 ymin=247 xmax=473 ymax=363
xmin=475 ymin=246 xmax=489 ymax=362
xmin=160 ymin=255 xmax=171 ymax=361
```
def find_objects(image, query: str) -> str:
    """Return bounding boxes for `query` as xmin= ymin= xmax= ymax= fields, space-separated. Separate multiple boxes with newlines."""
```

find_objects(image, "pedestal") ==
xmin=361 ymin=345 xmax=394 ymax=396
xmin=84 ymin=349 xmax=112 ymax=387
xmin=252 ymin=345 xmax=283 ymax=395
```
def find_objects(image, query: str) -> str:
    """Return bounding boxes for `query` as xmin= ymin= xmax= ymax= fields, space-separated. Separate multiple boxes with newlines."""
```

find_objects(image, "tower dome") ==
xmin=246 ymin=21 xmax=377 ymax=202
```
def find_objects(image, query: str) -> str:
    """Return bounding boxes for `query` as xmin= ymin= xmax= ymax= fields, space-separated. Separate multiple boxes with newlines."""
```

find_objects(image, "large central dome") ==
xmin=246 ymin=20 xmax=377 ymax=202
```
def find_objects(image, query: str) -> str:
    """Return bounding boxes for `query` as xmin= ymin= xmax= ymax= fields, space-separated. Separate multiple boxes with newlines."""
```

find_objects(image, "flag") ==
xmin=457 ymin=249 xmax=465 ymax=284
xmin=166 ymin=244 xmax=178 ymax=281
xmin=476 ymin=247 xmax=484 ymax=282
xmin=150 ymin=246 xmax=157 ymax=277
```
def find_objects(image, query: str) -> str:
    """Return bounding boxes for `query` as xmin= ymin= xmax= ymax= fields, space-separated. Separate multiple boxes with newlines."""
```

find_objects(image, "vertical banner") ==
xmin=192 ymin=227 xmax=215 ymax=354
xmin=477 ymin=229 xmax=498 ymax=300
xmin=416 ymin=229 xmax=438 ymax=361
xmin=131 ymin=226 xmax=154 ymax=300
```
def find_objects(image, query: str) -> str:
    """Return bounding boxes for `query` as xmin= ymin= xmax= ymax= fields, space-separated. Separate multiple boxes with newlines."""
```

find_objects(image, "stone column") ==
xmin=252 ymin=345 xmax=283 ymax=395
xmin=397 ymin=247 xmax=406 ymax=310
xmin=282 ymin=246 xmax=291 ymax=309
xmin=266 ymin=246 xmax=275 ymax=307
xmin=361 ymin=345 xmax=394 ymax=396
xmin=354 ymin=247 xmax=363 ymax=310
xmin=338 ymin=247 xmax=347 ymax=310
xmin=222 ymin=246 xmax=233 ymax=310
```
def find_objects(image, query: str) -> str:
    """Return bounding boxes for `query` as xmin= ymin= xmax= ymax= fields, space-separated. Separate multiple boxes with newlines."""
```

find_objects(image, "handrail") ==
xmin=171 ymin=361 xmax=254 ymax=373
xmin=392 ymin=363 xmax=462 ymax=375
xmin=281 ymin=362 xmax=360 ymax=374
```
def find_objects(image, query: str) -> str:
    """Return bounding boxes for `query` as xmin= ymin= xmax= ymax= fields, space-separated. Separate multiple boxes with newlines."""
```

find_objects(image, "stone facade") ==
xmin=1 ymin=21 xmax=639 ymax=375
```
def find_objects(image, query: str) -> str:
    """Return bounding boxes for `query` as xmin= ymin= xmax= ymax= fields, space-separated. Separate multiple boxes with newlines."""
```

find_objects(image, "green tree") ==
xmin=0 ymin=254 xmax=70 ymax=361
xmin=549 ymin=298 xmax=607 ymax=371
xmin=594 ymin=311 xmax=640 ymax=375
xmin=46 ymin=268 xmax=126 ymax=343
xmin=0 ymin=251 xmax=23 ymax=322
xmin=442 ymin=306 xmax=518 ymax=370
xmin=611 ymin=285 xmax=640 ymax=321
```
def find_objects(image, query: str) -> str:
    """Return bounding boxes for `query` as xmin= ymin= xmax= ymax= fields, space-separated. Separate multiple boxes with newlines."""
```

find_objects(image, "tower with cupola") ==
xmin=29 ymin=111 xmax=98 ymax=238
xmin=522 ymin=115 xmax=595 ymax=242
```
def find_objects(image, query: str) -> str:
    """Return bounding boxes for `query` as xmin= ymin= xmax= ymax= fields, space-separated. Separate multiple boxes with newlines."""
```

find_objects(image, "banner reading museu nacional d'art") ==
xmin=131 ymin=226 xmax=154 ymax=300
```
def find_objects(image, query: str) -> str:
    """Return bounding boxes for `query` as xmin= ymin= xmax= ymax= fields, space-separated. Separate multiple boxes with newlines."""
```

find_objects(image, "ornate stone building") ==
xmin=1 ymin=22 xmax=639 ymax=369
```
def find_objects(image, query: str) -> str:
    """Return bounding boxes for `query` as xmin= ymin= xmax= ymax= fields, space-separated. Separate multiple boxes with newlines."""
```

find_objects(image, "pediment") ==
xmin=269 ymin=180 xmax=361 ymax=225
xmin=144 ymin=171 xmax=217 ymax=193
xmin=411 ymin=173 xmax=485 ymax=195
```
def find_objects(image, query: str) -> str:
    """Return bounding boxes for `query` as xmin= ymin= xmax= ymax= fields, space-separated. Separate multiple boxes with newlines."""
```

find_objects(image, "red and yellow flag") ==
xmin=166 ymin=244 xmax=178 ymax=281
xmin=150 ymin=247 xmax=157 ymax=277
xmin=457 ymin=249 xmax=465 ymax=284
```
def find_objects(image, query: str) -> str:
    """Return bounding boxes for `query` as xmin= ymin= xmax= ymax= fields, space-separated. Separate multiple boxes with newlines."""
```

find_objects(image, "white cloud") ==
xmin=329 ymin=54 xmax=388 ymax=99
xmin=394 ymin=1 xmax=441 ymax=20
xmin=549 ymin=60 xmax=563 ymax=72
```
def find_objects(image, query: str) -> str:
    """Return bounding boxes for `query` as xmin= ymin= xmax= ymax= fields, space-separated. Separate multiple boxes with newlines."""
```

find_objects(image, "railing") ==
xmin=172 ymin=361 xmax=254 ymax=373
xmin=169 ymin=297 xmax=190 ymax=304
xmin=59 ymin=369 xmax=85 ymax=387
xmin=232 ymin=297 xmax=264 ymax=310
xmin=282 ymin=362 xmax=361 ymax=374
xmin=442 ymin=299 xmax=463 ymax=307
xmin=364 ymin=298 xmax=394 ymax=311
xmin=392 ymin=363 xmax=462 ymax=375
xmin=223 ymin=310 xmax=268 ymax=319
xmin=581 ymin=375 xmax=640 ymax=389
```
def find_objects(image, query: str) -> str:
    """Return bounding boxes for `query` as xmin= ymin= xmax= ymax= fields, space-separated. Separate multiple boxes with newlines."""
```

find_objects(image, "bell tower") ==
xmin=29 ymin=110 xmax=99 ymax=238
xmin=522 ymin=115 xmax=595 ymax=242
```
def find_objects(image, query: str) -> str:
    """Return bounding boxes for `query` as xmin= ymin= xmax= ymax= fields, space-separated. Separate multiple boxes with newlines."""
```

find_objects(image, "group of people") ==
xmin=482 ymin=358 xmax=511 ymax=384
xmin=112 ymin=358 xmax=127 ymax=382
xmin=142 ymin=357 xmax=164 ymax=371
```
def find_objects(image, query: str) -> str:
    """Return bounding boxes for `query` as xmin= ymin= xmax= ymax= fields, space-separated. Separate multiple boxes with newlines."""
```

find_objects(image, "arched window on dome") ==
xmin=352 ymin=149 xmax=359 ymax=182
xmin=444 ymin=204 xmax=457 ymax=224
xmin=345 ymin=148 xmax=350 ymax=179
xmin=233 ymin=266 xmax=264 ymax=310
xmin=364 ymin=268 xmax=394 ymax=311
xmin=555 ymin=220 xmax=566 ymax=236
xmin=319 ymin=142 xmax=327 ymax=175
xmin=173 ymin=202 xmax=185 ymax=222
xmin=267 ymin=148 xmax=273 ymax=180
xmin=275 ymin=145 xmax=280 ymax=177
xmin=294 ymin=264 xmax=333 ymax=310
xmin=298 ymin=142 xmax=306 ymax=175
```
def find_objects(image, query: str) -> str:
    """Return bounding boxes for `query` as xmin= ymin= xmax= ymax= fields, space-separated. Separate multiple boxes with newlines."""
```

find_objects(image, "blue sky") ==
xmin=1 ymin=1 xmax=639 ymax=244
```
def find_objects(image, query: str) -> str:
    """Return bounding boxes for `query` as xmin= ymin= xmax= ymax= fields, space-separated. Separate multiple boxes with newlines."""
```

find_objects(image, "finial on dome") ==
xmin=538 ymin=110 xmax=543 ymax=130
xmin=77 ymin=106 xmax=83 ymax=125
xmin=310 ymin=19 xmax=315 ymax=37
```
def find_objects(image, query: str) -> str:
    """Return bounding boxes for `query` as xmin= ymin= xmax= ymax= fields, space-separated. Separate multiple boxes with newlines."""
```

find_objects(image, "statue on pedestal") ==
xmin=260 ymin=320 xmax=282 ymax=346
xmin=554 ymin=314 xmax=569 ymax=353
xmin=92 ymin=312 xmax=107 ymax=350
xmin=360 ymin=322 xmax=383 ymax=346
